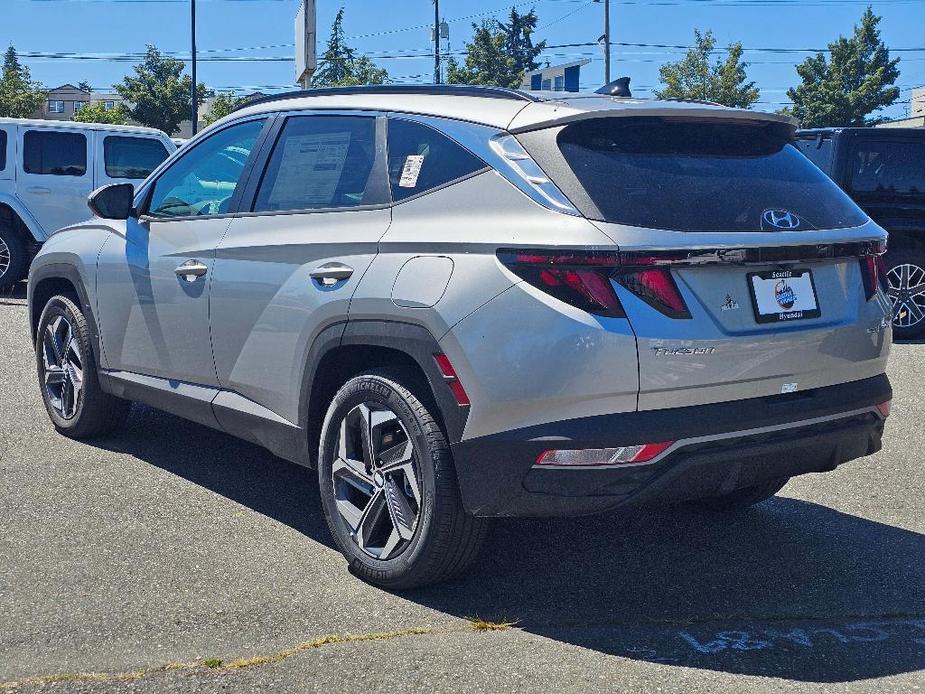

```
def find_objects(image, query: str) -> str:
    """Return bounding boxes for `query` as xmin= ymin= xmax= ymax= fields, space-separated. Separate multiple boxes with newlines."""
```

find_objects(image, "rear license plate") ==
xmin=748 ymin=269 xmax=820 ymax=324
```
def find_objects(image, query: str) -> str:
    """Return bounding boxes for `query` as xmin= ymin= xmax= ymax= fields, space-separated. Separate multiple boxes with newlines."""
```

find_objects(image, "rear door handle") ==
xmin=310 ymin=263 xmax=354 ymax=285
xmin=175 ymin=259 xmax=209 ymax=282
xmin=26 ymin=186 xmax=51 ymax=195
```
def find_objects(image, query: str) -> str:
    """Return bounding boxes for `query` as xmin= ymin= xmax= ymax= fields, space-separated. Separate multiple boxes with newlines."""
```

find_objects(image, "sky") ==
xmin=1 ymin=0 xmax=923 ymax=118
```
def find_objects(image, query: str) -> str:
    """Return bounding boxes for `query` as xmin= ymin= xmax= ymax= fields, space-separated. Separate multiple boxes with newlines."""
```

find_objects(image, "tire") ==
xmin=690 ymin=477 xmax=789 ymax=513
xmin=318 ymin=369 xmax=487 ymax=589
xmin=0 ymin=222 xmax=29 ymax=291
xmin=36 ymin=295 xmax=130 ymax=439
xmin=884 ymin=248 xmax=925 ymax=341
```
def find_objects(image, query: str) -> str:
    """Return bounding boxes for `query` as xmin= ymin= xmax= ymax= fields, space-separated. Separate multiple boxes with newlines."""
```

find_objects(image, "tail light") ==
xmin=536 ymin=441 xmax=674 ymax=466
xmin=858 ymin=242 xmax=889 ymax=301
xmin=876 ymin=400 xmax=891 ymax=418
xmin=497 ymin=250 xmax=691 ymax=319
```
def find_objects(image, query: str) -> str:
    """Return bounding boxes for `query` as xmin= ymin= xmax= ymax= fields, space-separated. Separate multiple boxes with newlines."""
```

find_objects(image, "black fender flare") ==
xmin=299 ymin=319 xmax=470 ymax=450
xmin=28 ymin=263 xmax=103 ymax=367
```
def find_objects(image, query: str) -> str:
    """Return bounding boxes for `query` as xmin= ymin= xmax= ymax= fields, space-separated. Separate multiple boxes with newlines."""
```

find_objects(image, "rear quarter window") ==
xmin=104 ymin=136 xmax=170 ymax=179
xmin=520 ymin=117 xmax=868 ymax=232
xmin=0 ymin=129 xmax=6 ymax=171
xmin=387 ymin=118 xmax=487 ymax=202
xmin=23 ymin=130 xmax=87 ymax=176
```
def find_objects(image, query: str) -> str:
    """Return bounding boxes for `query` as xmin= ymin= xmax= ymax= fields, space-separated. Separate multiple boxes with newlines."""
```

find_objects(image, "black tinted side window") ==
xmin=795 ymin=137 xmax=834 ymax=174
xmin=104 ymin=136 xmax=170 ymax=179
xmin=849 ymin=140 xmax=925 ymax=195
xmin=254 ymin=116 xmax=381 ymax=213
xmin=387 ymin=119 xmax=486 ymax=202
xmin=24 ymin=131 xmax=87 ymax=176
xmin=0 ymin=130 xmax=6 ymax=171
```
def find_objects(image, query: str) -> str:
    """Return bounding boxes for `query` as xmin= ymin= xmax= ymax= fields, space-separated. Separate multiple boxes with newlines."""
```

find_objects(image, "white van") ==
xmin=0 ymin=118 xmax=175 ymax=288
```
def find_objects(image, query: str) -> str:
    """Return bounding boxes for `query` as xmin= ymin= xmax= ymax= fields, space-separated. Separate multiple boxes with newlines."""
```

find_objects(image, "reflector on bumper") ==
xmin=535 ymin=441 xmax=673 ymax=466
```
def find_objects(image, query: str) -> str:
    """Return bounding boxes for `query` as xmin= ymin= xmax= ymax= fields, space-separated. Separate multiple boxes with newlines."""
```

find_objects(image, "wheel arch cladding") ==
xmin=28 ymin=266 xmax=99 ymax=365
xmin=302 ymin=320 xmax=469 ymax=467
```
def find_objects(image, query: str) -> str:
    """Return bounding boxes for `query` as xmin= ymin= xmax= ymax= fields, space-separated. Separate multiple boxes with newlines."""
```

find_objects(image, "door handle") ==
xmin=175 ymin=259 xmax=208 ymax=282
xmin=26 ymin=186 xmax=51 ymax=194
xmin=310 ymin=263 xmax=354 ymax=286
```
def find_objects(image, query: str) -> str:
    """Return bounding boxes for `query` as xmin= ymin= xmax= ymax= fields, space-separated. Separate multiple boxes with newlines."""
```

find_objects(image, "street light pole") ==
xmin=433 ymin=0 xmax=441 ymax=84
xmin=191 ymin=0 xmax=198 ymax=136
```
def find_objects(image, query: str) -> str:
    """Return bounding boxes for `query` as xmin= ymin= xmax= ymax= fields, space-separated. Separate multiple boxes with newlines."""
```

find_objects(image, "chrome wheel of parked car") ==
xmin=41 ymin=314 xmax=83 ymax=419
xmin=887 ymin=262 xmax=925 ymax=330
xmin=331 ymin=402 xmax=422 ymax=561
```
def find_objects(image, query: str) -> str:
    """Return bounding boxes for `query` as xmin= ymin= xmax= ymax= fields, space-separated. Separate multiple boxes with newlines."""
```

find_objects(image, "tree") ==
xmin=202 ymin=93 xmax=244 ymax=126
xmin=77 ymin=81 xmax=93 ymax=94
xmin=786 ymin=8 xmax=900 ymax=127
xmin=655 ymin=30 xmax=759 ymax=108
xmin=499 ymin=7 xmax=546 ymax=77
xmin=72 ymin=101 xmax=128 ymax=125
xmin=446 ymin=20 xmax=521 ymax=88
xmin=312 ymin=8 xmax=388 ymax=87
xmin=0 ymin=46 xmax=46 ymax=118
xmin=114 ymin=45 xmax=208 ymax=134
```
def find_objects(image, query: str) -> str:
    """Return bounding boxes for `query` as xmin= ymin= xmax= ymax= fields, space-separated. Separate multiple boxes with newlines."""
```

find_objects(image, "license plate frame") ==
xmin=747 ymin=268 xmax=821 ymax=324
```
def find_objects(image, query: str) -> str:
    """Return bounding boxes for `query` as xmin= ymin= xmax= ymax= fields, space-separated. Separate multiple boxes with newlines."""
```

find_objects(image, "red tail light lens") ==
xmin=616 ymin=268 xmax=691 ymax=319
xmin=876 ymin=400 xmax=891 ymax=418
xmin=860 ymin=255 xmax=888 ymax=300
xmin=497 ymin=251 xmax=626 ymax=318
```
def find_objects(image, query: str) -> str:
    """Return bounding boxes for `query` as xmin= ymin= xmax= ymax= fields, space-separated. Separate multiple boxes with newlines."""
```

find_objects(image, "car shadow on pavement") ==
xmin=0 ymin=281 xmax=27 ymax=304
xmin=96 ymin=404 xmax=925 ymax=684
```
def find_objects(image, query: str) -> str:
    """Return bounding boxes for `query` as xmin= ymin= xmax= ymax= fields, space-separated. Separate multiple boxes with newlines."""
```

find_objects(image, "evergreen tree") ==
xmin=0 ymin=46 xmax=47 ymax=118
xmin=446 ymin=20 xmax=521 ymax=88
xmin=114 ymin=45 xmax=208 ymax=134
xmin=499 ymin=7 xmax=546 ymax=77
xmin=786 ymin=8 xmax=900 ymax=127
xmin=655 ymin=30 xmax=759 ymax=108
xmin=312 ymin=8 xmax=388 ymax=87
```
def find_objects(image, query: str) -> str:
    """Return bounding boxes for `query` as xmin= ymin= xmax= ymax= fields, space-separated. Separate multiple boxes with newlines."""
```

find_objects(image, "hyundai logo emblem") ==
xmin=762 ymin=209 xmax=801 ymax=230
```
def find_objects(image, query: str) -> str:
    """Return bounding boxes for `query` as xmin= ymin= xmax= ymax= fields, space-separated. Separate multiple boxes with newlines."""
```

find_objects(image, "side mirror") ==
xmin=88 ymin=183 xmax=136 ymax=220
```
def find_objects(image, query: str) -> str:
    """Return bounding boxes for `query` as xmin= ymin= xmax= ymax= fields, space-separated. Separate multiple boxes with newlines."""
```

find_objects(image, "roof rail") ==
xmin=232 ymin=84 xmax=541 ymax=113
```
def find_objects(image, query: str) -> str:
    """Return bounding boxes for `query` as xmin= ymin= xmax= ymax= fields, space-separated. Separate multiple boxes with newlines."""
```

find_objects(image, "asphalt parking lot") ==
xmin=1 ymin=283 xmax=923 ymax=693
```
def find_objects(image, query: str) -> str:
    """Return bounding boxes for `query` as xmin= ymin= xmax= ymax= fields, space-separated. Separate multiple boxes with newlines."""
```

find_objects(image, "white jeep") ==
xmin=0 ymin=118 xmax=175 ymax=288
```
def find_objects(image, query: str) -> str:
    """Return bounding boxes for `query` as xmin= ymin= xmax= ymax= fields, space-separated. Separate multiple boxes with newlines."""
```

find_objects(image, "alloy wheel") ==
xmin=0 ymin=235 xmax=10 ymax=280
xmin=41 ymin=315 xmax=83 ymax=419
xmin=331 ymin=402 xmax=422 ymax=560
xmin=887 ymin=263 xmax=925 ymax=329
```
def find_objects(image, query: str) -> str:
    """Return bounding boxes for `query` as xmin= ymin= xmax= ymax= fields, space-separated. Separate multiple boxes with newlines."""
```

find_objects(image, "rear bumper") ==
xmin=450 ymin=374 xmax=891 ymax=517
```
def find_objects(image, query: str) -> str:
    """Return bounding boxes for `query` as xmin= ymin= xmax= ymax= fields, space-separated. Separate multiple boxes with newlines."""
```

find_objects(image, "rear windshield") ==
xmin=520 ymin=118 xmax=867 ymax=232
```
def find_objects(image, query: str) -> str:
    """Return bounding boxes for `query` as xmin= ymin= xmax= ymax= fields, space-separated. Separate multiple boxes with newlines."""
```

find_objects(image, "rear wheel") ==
xmin=690 ymin=477 xmax=789 ymax=512
xmin=318 ymin=369 xmax=487 ymax=589
xmin=0 ymin=222 xmax=29 ymax=291
xmin=36 ymin=295 xmax=130 ymax=438
xmin=885 ymin=248 xmax=925 ymax=340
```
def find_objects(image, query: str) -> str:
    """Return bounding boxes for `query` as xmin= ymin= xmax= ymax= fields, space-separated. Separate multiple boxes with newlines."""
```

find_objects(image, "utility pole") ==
xmin=603 ymin=0 xmax=611 ymax=84
xmin=433 ymin=0 xmax=441 ymax=84
xmin=191 ymin=0 xmax=198 ymax=136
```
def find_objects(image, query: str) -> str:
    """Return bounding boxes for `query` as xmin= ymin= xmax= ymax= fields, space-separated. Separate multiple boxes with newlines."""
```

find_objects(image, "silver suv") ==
xmin=29 ymin=86 xmax=893 ymax=588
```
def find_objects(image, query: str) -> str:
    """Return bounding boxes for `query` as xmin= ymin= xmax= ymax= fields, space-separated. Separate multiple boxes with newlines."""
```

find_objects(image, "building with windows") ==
xmin=35 ymin=84 xmax=127 ymax=121
xmin=521 ymin=59 xmax=591 ymax=93
xmin=876 ymin=87 xmax=925 ymax=129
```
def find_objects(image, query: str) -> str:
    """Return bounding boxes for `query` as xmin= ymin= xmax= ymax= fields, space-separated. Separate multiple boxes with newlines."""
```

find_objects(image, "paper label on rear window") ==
xmin=399 ymin=154 xmax=425 ymax=188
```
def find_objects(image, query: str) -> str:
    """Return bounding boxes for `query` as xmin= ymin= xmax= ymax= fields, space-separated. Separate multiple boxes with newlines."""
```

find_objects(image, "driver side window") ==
xmin=147 ymin=119 xmax=266 ymax=218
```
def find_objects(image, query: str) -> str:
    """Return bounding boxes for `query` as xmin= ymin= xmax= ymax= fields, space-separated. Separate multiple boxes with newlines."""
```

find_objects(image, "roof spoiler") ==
xmin=595 ymin=77 xmax=632 ymax=98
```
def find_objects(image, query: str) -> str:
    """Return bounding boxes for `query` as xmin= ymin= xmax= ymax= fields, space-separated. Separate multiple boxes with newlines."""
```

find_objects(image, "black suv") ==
xmin=796 ymin=127 xmax=925 ymax=339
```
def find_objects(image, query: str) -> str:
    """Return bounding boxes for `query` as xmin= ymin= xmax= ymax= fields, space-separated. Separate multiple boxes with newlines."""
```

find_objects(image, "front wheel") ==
xmin=318 ymin=369 xmax=487 ymax=589
xmin=36 ymin=295 xmax=130 ymax=438
xmin=885 ymin=248 xmax=925 ymax=341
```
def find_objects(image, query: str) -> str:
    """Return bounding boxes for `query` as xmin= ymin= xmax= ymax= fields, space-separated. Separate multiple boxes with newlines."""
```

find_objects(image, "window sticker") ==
xmin=399 ymin=154 xmax=425 ymax=188
xmin=268 ymin=131 xmax=352 ymax=207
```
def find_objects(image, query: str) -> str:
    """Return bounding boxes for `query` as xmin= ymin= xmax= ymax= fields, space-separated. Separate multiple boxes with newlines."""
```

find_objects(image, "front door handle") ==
xmin=310 ymin=263 xmax=354 ymax=286
xmin=175 ymin=259 xmax=208 ymax=282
